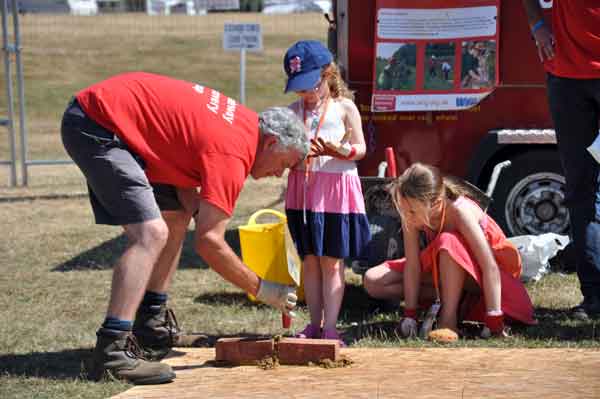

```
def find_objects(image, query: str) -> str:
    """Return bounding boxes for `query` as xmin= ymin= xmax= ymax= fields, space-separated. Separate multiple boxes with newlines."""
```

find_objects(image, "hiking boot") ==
xmin=133 ymin=304 xmax=182 ymax=361
xmin=571 ymin=296 xmax=600 ymax=321
xmin=89 ymin=328 xmax=175 ymax=385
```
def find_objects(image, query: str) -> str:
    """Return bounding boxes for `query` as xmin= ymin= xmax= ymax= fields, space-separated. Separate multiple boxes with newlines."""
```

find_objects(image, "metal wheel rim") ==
xmin=504 ymin=172 xmax=568 ymax=236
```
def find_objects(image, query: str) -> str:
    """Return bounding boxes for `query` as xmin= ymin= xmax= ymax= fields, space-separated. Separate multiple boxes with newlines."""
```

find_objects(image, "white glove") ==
xmin=255 ymin=279 xmax=297 ymax=317
xmin=397 ymin=317 xmax=417 ymax=338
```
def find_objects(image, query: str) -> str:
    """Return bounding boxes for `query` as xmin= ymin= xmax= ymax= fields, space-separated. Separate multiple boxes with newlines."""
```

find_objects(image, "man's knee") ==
xmin=129 ymin=218 xmax=169 ymax=250
xmin=162 ymin=210 xmax=193 ymax=232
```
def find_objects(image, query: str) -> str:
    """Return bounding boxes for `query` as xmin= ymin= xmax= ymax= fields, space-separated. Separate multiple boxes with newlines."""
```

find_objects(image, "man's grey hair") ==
xmin=258 ymin=107 xmax=309 ymax=157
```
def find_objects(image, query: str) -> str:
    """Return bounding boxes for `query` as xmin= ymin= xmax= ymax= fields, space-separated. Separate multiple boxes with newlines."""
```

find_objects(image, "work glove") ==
xmin=255 ymin=279 xmax=297 ymax=317
xmin=480 ymin=312 xmax=509 ymax=339
xmin=396 ymin=317 xmax=418 ymax=338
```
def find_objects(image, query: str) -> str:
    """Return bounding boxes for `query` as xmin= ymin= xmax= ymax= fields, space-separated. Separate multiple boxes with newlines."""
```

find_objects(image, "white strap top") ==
xmin=292 ymin=99 xmax=358 ymax=175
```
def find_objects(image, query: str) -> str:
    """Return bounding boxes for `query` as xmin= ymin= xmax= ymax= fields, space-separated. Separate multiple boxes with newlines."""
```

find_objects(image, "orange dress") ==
xmin=386 ymin=196 xmax=536 ymax=325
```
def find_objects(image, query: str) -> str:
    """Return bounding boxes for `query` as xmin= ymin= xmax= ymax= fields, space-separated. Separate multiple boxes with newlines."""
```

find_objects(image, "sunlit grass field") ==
xmin=0 ymin=12 xmax=598 ymax=399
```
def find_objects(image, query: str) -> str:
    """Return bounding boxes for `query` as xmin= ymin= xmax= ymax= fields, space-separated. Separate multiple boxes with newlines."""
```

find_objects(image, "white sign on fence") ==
xmin=223 ymin=23 xmax=262 ymax=104
xmin=223 ymin=23 xmax=262 ymax=51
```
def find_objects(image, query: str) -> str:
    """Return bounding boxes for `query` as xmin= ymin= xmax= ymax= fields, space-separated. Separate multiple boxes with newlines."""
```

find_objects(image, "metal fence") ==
xmin=0 ymin=3 xmax=328 ymax=186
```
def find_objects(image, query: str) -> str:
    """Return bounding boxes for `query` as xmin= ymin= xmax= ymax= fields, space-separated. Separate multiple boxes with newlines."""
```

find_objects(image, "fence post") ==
xmin=11 ymin=0 xmax=27 ymax=185
xmin=1 ymin=0 xmax=17 ymax=186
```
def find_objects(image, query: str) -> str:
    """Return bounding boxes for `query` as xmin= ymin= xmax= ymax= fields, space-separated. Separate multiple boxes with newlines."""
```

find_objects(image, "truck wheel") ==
xmin=489 ymin=149 xmax=568 ymax=236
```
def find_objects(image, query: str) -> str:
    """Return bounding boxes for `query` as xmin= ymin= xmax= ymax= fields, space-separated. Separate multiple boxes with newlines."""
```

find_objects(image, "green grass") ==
xmin=0 ymin=12 xmax=599 ymax=399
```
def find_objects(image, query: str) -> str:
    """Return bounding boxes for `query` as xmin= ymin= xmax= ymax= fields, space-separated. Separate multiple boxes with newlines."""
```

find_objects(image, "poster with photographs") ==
xmin=371 ymin=0 xmax=500 ymax=112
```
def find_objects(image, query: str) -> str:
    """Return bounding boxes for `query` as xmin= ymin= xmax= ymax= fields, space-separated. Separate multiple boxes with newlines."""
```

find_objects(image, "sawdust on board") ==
xmin=257 ymin=355 xmax=280 ymax=370
xmin=257 ymin=334 xmax=283 ymax=369
xmin=258 ymin=354 xmax=354 ymax=370
xmin=308 ymin=355 xmax=354 ymax=369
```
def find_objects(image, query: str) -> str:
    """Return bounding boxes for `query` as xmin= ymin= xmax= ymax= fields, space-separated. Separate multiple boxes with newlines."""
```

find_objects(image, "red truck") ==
xmin=327 ymin=0 xmax=565 ymax=270
xmin=329 ymin=0 xmax=569 ymax=272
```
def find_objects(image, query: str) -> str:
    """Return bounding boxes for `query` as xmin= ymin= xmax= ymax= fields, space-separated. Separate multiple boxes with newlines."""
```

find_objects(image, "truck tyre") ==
xmin=488 ymin=149 xmax=568 ymax=237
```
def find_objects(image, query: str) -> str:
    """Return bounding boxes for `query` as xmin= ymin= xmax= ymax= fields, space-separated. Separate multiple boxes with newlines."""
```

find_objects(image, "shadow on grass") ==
xmin=336 ymin=285 xmax=600 ymax=343
xmin=193 ymin=281 xmax=389 ymax=315
xmin=526 ymin=307 xmax=600 ymax=341
xmin=0 ymin=333 xmax=277 ymax=380
xmin=53 ymin=228 xmax=241 ymax=272
xmin=193 ymin=291 xmax=263 ymax=308
xmin=0 ymin=334 xmax=272 ymax=380
xmin=174 ymin=332 xmax=275 ymax=351
xmin=0 ymin=348 xmax=91 ymax=380
xmin=337 ymin=283 xmax=402 ymax=344
xmin=171 ymin=361 xmax=234 ymax=371
xmin=342 ymin=283 xmax=399 ymax=319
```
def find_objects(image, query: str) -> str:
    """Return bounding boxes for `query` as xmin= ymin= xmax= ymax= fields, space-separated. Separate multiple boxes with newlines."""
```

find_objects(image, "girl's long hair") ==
xmin=388 ymin=163 xmax=470 ymax=225
xmin=322 ymin=62 xmax=354 ymax=100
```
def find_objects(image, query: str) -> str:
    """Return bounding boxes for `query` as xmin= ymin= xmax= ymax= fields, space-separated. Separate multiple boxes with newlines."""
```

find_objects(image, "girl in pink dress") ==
xmin=364 ymin=163 xmax=536 ymax=339
xmin=283 ymin=41 xmax=371 ymax=344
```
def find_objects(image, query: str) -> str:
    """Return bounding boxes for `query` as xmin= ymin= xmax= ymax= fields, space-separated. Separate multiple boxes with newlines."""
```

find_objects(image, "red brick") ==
xmin=277 ymin=338 xmax=340 ymax=365
xmin=215 ymin=338 xmax=274 ymax=365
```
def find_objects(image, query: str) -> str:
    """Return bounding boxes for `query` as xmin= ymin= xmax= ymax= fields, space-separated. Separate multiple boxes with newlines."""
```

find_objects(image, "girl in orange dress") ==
xmin=363 ymin=163 xmax=536 ymax=338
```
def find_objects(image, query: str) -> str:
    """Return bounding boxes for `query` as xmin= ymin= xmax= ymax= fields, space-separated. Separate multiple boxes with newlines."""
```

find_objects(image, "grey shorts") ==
xmin=152 ymin=183 xmax=185 ymax=212
xmin=61 ymin=98 xmax=163 ymax=225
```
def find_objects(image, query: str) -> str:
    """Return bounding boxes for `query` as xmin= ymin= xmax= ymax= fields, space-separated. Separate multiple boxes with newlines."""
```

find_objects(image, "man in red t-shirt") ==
xmin=523 ymin=1 xmax=600 ymax=319
xmin=61 ymin=72 xmax=308 ymax=384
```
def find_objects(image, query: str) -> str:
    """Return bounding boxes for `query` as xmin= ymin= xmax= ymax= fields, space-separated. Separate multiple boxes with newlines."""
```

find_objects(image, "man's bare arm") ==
xmin=193 ymin=199 xmax=260 ymax=296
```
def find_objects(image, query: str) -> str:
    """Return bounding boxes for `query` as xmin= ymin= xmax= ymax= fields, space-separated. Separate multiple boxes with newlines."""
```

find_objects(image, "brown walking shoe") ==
xmin=133 ymin=304 xmax=182 ymax=361
xmin=88 ymin=328 xmax=175 ymax=385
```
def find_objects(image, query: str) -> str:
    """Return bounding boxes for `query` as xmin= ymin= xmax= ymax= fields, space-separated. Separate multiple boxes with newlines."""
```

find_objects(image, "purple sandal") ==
xmin=295 ymin=324 xmax=320 ymax=339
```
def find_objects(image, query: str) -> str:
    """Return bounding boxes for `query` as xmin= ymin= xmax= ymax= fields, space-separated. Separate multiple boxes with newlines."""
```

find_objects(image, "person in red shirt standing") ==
xmin=522 ymin=1 xmax=600 ymax=319
xmin=61 ymin=72 xmax=308 ymax=384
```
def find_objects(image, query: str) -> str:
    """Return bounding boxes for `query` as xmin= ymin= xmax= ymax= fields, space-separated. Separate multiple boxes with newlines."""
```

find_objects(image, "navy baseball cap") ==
xmin=283 ymin=40 xmax=333 ymax=93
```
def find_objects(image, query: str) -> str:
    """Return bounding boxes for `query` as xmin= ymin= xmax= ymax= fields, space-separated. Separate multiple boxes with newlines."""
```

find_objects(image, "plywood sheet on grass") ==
xmin=112 ymin=348 xmax=600 ymax=399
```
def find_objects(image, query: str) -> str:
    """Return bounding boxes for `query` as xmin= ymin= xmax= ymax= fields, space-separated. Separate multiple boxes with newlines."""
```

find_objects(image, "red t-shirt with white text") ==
xmin=545 ymin=0 xmax=600 ymax=78
xmin=76 ymin=72 xmax=259 ymax=216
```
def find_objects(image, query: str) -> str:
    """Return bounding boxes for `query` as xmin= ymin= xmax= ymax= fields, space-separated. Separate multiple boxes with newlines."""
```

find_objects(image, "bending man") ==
xmin=61 ymin=72 xmax=308 ymax=384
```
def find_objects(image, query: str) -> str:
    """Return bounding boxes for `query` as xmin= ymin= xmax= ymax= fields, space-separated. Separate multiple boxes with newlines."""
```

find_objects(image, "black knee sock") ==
xmin=140 ymin=290 xmax=168 ymax=314
xmin=102 ymin=317 xmax=133 ymax=332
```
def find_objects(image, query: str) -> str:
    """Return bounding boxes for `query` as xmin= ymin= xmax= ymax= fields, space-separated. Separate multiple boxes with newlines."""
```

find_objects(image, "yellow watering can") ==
xmin=238 ymin=209 xmax=303 ymax=305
